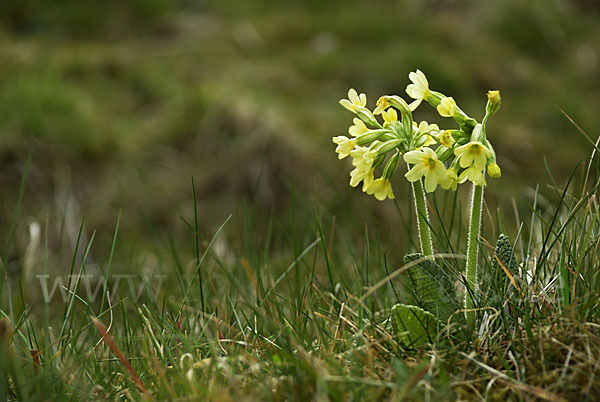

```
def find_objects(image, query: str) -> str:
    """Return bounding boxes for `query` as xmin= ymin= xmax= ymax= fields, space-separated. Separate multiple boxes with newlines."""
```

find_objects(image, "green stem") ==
xmin=465 ymin=183 xmax=484 ymax=326
xmin=411 ymin=179 xmax=434 ymax=257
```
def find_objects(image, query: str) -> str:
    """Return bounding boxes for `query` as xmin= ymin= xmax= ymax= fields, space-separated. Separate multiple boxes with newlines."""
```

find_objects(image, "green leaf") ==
xmin=391 ymin=304 xmax=438 ymax=347
xmin=404 ymin=253 xmax=460 ymax=324
xmin=492 ymin=234 xmax=518 ymax=273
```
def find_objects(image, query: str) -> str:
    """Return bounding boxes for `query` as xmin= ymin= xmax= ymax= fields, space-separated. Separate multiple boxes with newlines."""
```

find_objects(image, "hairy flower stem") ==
xmin=465 ymin=183 xmax=484 ymax=326
xmin=411 ymin=179 xmax=434 ymax=257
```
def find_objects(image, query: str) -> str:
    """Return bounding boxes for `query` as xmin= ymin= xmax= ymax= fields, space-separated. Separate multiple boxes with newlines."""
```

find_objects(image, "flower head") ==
xmin=339 ymin=88 xmax=367 ymax=113
xmin=406 ymin=70 xmax=430 ymax=111
xmin=348 ymin=118 xmax=368 ymax=137
xmin=404 ymin=147 xmax=447 ymax=193
xmin=365 ymin=177 xmax=395 ymax=201
xmin=332 ymin=136 xmax=357 ymax=159
xmin=437 ymin=97 xmax=457 ymax=117
xmin=458 ymin=166 xmax=487 ymax=186
xmin=454 ymin=141 xmax=492 ymax=170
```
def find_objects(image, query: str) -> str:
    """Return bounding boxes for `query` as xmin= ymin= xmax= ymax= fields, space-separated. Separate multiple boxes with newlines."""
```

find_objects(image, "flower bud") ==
xmin=385 ymin=96 xmax=411 ymax=115
xmin=488 ymin=162 xmax=501 ymax=178
xmin=436 ymin=145 xmax=455 ymax=162
xmin=354 ymin=129 xmax=391 ymax=146
xmin=383 ymin=152 xmax=401 ymax=180
xmin=375 ymin=139 xmax=403 ymax=155
xmin=486 ymin=90 xmax=501 ymax=117
xmin=356 ymin=106 xmax=382 ymax=128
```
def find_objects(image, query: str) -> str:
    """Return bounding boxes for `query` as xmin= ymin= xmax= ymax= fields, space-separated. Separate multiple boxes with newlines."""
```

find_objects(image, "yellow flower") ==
xmin=458 ymin=166 xmax=487 ymax=186
xmin=348 ymin=118 xmax=368 ymax=137
xmin=403 ymin=147 xmax=447 ymax=193
xmin=437 ymin=97 xmax=457 ymax=117
xmin=438 ymin=130 xmax=455 ymax=147
xmin=418 ymin=135 xmax=436 ymax=148
xmin=350 ymin=146 xmax=377 ymax=172
xmin=382 ymin=108 xmax=398 ymax=126
xmin=416 ymin=121 xmax=440 ymax=135
xmin=339 ymin=88 xmax=367 ymax=113
xmin=440 ymin=168 xmax=458 ymax=191
xmin=350 ymin=167 xmax=374 ymax=190
xmin=333 ymin=136 xmax=357 ymax=159
xmin=413 ymin=121 xmax=439 ymax=148
xmin=406 ymin=69 xmax=430 ymax=111
xmin=454 ymin=141 xmax=492 ymax=170
xmin=365 ymin=178 xmax=395 ymax=201
xmin=373 ymin=96 xmax=390 ymax=115
xmin=488 ymin=162 xmax=501 ymax=178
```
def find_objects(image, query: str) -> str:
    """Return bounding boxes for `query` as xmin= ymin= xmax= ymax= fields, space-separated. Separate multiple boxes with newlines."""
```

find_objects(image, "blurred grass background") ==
xmin=1 ymin=0 xmax=599 ymax=267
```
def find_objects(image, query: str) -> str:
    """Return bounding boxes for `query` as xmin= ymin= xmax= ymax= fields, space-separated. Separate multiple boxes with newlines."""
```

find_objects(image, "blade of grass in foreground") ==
xmin=1 ymin=153 xmax=31 ymax=319
xmin=314 ymin=207 xmax=335 ymax=295
xmin=178 ymin=214 xmax=232 ymax=319
xmin=99 ymin=210 xmax=121 ymax=315
xmin=59 ymin=229 xmax=96 ymax=350
xmin=191 ymin=175 xmax=205 ymax=313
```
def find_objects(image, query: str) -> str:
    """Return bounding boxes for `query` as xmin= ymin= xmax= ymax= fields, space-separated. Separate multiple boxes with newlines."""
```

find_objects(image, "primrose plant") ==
xmin=334 ymin=70 xmax=503 ymax=344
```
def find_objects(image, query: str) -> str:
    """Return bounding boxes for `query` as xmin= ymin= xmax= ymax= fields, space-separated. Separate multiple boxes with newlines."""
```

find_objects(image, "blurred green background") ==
xmin=1 ymin=0 xmax=599 ymax=270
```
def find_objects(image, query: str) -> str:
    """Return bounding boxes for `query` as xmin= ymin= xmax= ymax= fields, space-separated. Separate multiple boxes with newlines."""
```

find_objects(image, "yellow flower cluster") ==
xmin=334 ymin=71 xmax=502 ymax=201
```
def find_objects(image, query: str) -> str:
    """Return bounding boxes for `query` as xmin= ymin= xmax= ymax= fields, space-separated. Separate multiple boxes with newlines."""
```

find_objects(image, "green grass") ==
xmin=1 ymin=141 xmax=600 ymax=400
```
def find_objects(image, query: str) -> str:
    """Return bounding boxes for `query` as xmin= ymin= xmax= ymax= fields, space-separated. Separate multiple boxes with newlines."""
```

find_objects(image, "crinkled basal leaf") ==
xmin=492 ymin=234 xmax=518 ymax=273
xmin=404 ymin=253 xmax=460 ymax=324
xmin=391 ymin=304 xmax=438 ymax=347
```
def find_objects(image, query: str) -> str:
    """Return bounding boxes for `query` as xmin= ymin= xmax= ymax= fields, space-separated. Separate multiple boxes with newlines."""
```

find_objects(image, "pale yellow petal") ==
xmin=339 ymin=99 xmax=354 ymax=112
xmin=403 ymin=150 xmax=425 ymax=164
xmin=405 ymin=165 xmax=427 ymax=182
xmin=359 ymin=93 xmax=367 ymax=106
xmin=406 ymin=84 xmax=425 ymax=100
xmin=459 ymin=153 xmax=474 ymax=168
xmin=454 ymin=143 xmax=469 ymax=156
xmin=412 ymin=69 xmax=428 ymax=88
xmin=408 ymin=99 xmax=422 ymax=111
xmin=348 ymin=88 xmax=359 ymax=103
xmin=424 ymin=173 xmax=438 ymax=193
xmin=473 ymin=154 xmax=487 ymax=171
xmin=422 ymin=147 xmax=437 ymax=159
